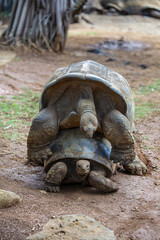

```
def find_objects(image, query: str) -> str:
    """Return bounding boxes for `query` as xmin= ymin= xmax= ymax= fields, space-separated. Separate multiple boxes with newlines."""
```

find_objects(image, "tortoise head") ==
xmin=76 ymin=160 xmax=90 ymax=179
xmin=80 ymin=112 xmax=98 ymax=138
xmin=78 ymin=97 xmax=98 ymax=139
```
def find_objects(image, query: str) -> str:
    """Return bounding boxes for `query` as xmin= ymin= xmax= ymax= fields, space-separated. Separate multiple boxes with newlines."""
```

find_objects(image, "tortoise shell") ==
xmin=40 ymin=60 xmax=134 ymax=131
xmin=44 ymin=128 xmax=113 ymax=178
xmin=100 ymin=0 xmax=160 ymax=15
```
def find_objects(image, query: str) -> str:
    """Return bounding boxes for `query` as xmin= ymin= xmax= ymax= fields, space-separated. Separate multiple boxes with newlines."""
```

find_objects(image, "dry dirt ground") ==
xmin=0 ymin=15 xmax=160 ymax=240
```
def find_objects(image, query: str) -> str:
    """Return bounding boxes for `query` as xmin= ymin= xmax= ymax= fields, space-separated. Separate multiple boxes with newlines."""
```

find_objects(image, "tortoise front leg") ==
xmin=88 ymin=170 xmax=118 ymax=193
xmin=44 ymin=162 xmax=67 ymax=193
xmin=102 ymin=109 xmax=147 ymax=174
xmin=27 ymin=106 xmax=58 ymax=165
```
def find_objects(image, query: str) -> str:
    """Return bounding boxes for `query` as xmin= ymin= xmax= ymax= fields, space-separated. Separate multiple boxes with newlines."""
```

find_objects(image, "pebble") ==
xmin=139 ymin=64 xmax=148 ymax=69
xmin=106 ymin=57 xmax=116 ymax=62
xmin=39 ymin=190 xmax=47 ymax=194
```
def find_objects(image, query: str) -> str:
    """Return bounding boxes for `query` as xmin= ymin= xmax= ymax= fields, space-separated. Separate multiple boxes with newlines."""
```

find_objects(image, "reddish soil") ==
xmin=0 ymin=16 xmax=160 ymax=240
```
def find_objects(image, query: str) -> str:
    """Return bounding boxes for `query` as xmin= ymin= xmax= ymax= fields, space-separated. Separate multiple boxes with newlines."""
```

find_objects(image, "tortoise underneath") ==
xmin=44 ymin=128 xmax=118 ymax=193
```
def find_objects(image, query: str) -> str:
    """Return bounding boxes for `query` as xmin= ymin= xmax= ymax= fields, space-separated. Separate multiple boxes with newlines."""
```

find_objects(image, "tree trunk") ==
xmin=1 ymin=0 xmax=72 ymax=52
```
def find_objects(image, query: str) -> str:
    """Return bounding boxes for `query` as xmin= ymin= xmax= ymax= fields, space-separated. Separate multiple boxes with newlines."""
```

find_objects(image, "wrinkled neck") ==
xmin=77 ymin=84 xmax=96 ymax=116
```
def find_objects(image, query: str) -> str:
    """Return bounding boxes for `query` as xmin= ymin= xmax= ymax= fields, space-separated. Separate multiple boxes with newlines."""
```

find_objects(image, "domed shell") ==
xmin=40 ymin=60 xmax=134 ymax=131
xmin=100 ymin=0 xmax=160 ymax=14
xmin=44 ymin=128 xmax=113 ymax=178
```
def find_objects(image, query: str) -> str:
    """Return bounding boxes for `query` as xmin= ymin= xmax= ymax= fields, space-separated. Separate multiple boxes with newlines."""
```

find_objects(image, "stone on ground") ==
xmin=26 ymin=214 xmax=116 ymax=240
xmin=0 ymin=189 xmax=20 ymax=208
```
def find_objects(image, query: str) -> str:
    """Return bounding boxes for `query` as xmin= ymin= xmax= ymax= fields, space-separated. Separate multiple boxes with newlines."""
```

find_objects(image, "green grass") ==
xmin=0 ymin=89 xmax=40 ymax=141
xmin=135 ymin=79 xmax=160 ymax=95
xmin=134 ymin=79 xmax=160 ymax=120
xmin=135 ymin=102 xmax=159 ymax=120
xmin=86 ymin=31 xmax=98 ymax=36
xmin=14 ymin=56 xmax=21 ymax=62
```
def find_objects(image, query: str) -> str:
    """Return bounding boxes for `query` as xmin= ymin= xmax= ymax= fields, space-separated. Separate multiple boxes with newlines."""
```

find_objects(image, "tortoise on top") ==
xmin=27 ymin=60 xmax=147 ymax=176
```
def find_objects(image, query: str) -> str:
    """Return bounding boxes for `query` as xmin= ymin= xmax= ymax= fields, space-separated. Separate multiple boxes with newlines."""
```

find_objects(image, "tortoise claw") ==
xmin=44 ymin=184 xmax=61 ymax=193
xmin=123 ymin=155 xmax=147 ymax=175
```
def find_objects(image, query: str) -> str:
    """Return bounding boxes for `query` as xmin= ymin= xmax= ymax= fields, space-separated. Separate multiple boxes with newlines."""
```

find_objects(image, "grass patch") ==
xmin=134 ymin=79 xmax=160 ymax=120
xmin=135 ymin=102 xmax=159 ymax=120
xmin=0 ymin=89 xmax=40 ymax=141
xmin=136 ymin=79 xmax=160 ymax=95
xmin=86 ymin=31 xmax=98 ymax=36
xmin=14 ymin=56 xmax=21 ymax=62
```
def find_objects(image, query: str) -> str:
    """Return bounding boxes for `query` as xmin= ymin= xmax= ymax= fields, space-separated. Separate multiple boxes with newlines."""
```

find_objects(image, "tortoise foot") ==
xmin=45 ymin=162 xmax=67 ymax=192
xmin=28 ymin=144 xmax=52 ymax=165
xmin=44 ymin=183 xmax=61 ymax=193
xmin=89 ymin=171 xmax=118 ymax=193
xmin=111 ymin=147 xmax=135 ymax=165
xmin=123 ymin=155 xmax=147 ymax=176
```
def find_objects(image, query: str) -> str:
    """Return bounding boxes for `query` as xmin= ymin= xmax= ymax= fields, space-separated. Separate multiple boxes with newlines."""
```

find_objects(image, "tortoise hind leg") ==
xmin=102 ymin=109 xmax=135 ymax=165
xmin=88 ymin=171 xmax=118 ymax=193
xmin=102 ymin=109 xmax=147 ymax=174
xmin=27 ymin=106 xmax=58 ymax=165
xmin=44 ymin=162 xmax=67 ymax=193
xmin=123 ymin=155 xmax=147 ymax=176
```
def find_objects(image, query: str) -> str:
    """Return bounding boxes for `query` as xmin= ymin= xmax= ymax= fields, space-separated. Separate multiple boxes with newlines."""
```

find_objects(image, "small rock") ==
xmin=87 ymin=48 xmax=102 ymax=54
xmin=154 ymin=181 xmax=160 ymax=186
xmin=120 ymin=207 xmax=125 ymax=212
xmin=26 ymin=214 xmax=117 ymax=240
xmin=131 ymin=207 xmax=139 ymax=212
xmin=0 ymin=189 xmax=20 ymax=208
xmin=123 ymin=60 xmax=131 ymax=65
xmin=31 ymin=227 xmax=35 ymax=232
xmin=139 ymin=64 xmax=148 ymax=69
xmin=152 ymin=165 xmax=158 ymax=170
xmin=106 ymin=57 xmax=116 ymax=62
xmin=39 ymin=190 xmax=47 ymax=194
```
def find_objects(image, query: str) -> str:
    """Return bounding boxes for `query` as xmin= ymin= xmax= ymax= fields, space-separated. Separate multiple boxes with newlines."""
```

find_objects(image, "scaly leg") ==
xmin=102 ymin=109 xmax=147 ymax=174
xmin=27 ymin=106 xmax=58 ymax=165
xmin=44 ymin=162 xmax=67 ymax=193
xmin=102 ymin=109 xmax=135 ymax=165
xmin=88 ymin=170 xmax=118 ymax=193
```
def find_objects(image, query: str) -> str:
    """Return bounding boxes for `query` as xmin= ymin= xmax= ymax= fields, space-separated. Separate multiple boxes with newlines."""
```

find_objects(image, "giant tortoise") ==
xmin=44 ymin=128 xmax=118 ymax=193
xmin=27 ymin=60 xmax=147 ymax=192
xmin=100 ymin=0 xmax=160 ymax=18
